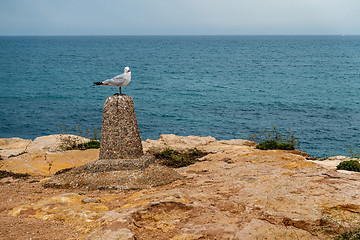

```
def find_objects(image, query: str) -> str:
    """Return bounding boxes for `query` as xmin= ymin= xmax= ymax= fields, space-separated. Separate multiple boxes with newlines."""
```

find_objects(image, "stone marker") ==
xmin=44 ymin=94 xmax=182 ymax=190
xmin=99 ymin=95 xmax=143 ymax=159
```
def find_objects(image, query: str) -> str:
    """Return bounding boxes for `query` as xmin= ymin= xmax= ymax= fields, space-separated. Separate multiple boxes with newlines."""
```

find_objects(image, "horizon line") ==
xmin=0 ymin=34 xmax=358 ymax=37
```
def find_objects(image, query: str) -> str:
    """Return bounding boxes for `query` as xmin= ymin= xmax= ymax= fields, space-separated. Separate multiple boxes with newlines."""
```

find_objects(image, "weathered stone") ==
xmin=0 ymin=138 xmax=30 ymax=149
xmin=0 ymin=149 xmax=99 ymax=176
xmin=235 ymin=219 xmax=318 ymax=239
xmin=99 ymin=95 xmax=143 ymax=160
xmin=42 ymin=96 xmax=185 ymax=191
xmin=82 ymin=197 xmax=101 ymax=203
xmin=0 ymin=137 xmax=32 ymax=158
xmin=6 ymin=135 xmax=360 ymax=239
xmin=27 ymin=134 xmax=92 ymax=153
xmin=74 ymin=155 xmax=154 ymax=173
xmin=9 ymin=193 xmax=109 ymax=233
xmin=0 ymin=134 xmax=100 ymax=176
xmin=43 ymin=164 xmax=182 ymax=190
xmin=142 ymin=134 xmax=217 ymax=153
xmin=308 ymin=156 xmax=359 ymax=170
xmin=5 ymin=133 xmax=360 ymax=239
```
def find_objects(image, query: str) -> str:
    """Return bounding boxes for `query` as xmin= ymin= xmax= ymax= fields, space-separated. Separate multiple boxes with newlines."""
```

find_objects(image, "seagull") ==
xmin=94 ymin=67 xmax=131 ymax=95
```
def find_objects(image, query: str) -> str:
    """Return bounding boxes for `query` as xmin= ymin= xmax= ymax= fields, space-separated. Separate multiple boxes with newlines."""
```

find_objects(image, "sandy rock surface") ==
xmin=0 ymin=137 xmax=32 ymax=157
xmin=308 ymin=155 xmax=359 ymax=170
xmin=143 ymin=134 xmax=218 ymax=153
xmin=1 ymin=134 xmax=360 ymax=239
xmin=0 ymin=135 xmax=99 ymax=176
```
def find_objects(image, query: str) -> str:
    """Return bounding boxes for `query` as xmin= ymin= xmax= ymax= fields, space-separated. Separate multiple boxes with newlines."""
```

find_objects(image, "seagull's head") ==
xmin=124 ymin=67 xmax=130 ymax=73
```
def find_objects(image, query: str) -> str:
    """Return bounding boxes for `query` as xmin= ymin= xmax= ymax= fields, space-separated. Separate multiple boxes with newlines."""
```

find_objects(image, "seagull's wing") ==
xmin=102 ymin=73 xmax=127 ymax=87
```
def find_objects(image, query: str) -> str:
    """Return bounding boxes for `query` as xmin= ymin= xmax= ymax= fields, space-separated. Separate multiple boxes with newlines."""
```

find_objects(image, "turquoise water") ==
xmin=1 ymin=36 xmax=360 ymax=157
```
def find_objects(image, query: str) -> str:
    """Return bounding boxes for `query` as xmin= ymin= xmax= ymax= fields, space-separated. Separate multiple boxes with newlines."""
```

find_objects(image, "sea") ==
xmin=1 ymin=35 xmax=359 ymax=157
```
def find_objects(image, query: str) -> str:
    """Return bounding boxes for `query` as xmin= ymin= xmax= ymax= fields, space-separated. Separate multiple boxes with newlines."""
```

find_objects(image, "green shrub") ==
xmin=71 ymin=140 xmax=100 ymax=150
xmin=58 ymin=124 xmax=101 ymax=151
xmin=334 ymin=228 xmax=360 ymax=240
xmin=154 ymin=148 xmax=205 ymax=168
xmin=277 ymin=143 xmax=296 ymax=150
xmin=60 ymin=138 xmax=100 ymax=151
xmin=249 ymin=126 xmax=298 ymax=151
xmin=0 ymin=170 xmax=30 ymax=179
xmin=188 ymin=149 xmax=206 ymax=158
xmin=337 ymin=160 xmax=360 ymax=172
xmin=257 ymin=140 xmax=279 ymax=150
xmin=256 ymin=141 xmax=295 ymax=150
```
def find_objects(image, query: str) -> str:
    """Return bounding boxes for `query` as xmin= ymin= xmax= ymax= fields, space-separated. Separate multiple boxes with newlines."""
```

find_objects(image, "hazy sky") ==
xmin=0 ymin=0 xmax=359 ymax=35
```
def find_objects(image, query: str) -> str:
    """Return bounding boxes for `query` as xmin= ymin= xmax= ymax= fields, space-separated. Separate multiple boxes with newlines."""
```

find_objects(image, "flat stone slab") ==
xmin=44 ymin=164 xmax=182 ymax=190
xmin=74 ymin=155 xmax=154 ymax=172
xmin=43 ymin=156 xmax=182 ymax=190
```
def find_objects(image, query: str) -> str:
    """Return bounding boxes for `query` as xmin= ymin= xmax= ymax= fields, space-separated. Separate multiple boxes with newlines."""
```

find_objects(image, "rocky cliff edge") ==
xmin=1 ymin=134 xmax=360 ymax=239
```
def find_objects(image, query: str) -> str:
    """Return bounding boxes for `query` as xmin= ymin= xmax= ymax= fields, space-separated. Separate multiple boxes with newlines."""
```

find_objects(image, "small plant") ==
xmin=348 ymin=146 xmax=360 ymax=159
xmin=188 ymin=149 xmax=206 ymax=159
xmin=320 ymin=205 xmax=360 ymax=239
xmin=60 ymin=140 xmax=100 ymax=151
xmin=337 ymin=160 xmax=360 ymax=172
xmin=58 ymin=124 xmax=100 ymax=140
xmin=55 ymin=167 xmax=74 ymax=175
xmin=0 ymin=170 xmax=30 ymax=179
xmin=249 ymin=126 xmax=298 ymax=151
xmin=154 ymin=148 xmax=205 ymax=168
xmin=257 ymin=140 xmax=278 ymax=150
xmin=257 ymin=141 xmax=295 ymax=150
xmin=73 ymin=140 xmax=100 ymax=150
xmin=87 ymin=128 xmax=101 ymax=141
xmin=29 ymin=180 xmax=40 ymax=183
xmin=58 ymin=135 xmax=81 ymax=151
xmin=334 ymin=228 xmax=360 ymax=240
xmin=277 ymin=143 xmax=295 ymax=150
xmin=8 ymin=151 xmax=27 ymax=158
xmin=58 ymin=124 xmax=101 ymax=151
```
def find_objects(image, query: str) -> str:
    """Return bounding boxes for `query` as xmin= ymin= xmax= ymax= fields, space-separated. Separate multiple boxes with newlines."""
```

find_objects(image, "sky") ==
xmin=0 ymin=0 xmax=359 ymax=35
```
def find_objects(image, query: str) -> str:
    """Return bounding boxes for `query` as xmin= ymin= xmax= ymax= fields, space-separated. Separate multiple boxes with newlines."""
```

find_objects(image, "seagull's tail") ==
xmin=93 ymin=81 xmax=103 ymax=86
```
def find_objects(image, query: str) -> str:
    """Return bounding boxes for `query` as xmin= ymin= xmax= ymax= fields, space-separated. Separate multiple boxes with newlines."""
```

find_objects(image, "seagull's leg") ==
xmin=119 ymin=87 xmax=122 ymax=95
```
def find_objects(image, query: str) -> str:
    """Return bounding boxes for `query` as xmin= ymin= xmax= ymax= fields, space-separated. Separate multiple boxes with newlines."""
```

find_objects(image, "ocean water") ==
xmin=0 ymin=35 xmax=359 ymax=157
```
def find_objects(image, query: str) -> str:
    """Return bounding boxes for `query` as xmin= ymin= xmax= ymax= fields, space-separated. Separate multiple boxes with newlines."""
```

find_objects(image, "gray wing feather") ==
xmin=102 ymin=73 xmax=127 ymax=87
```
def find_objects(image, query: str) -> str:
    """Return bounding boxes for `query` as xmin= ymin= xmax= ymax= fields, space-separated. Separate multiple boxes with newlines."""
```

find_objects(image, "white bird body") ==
xmin=94 ymin=67 xmax=131 ymax=94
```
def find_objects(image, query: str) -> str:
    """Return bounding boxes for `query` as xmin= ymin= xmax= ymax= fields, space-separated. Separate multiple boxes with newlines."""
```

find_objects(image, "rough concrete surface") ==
xmin=99 ymin=95 xmax=143 ymax=160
